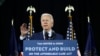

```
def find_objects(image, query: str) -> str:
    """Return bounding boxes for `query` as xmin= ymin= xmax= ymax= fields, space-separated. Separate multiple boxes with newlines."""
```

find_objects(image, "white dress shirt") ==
xmin=43 ymin=29 xmax=52 ymax=40
xmin=20 ymin=35 xmax=26 ymax=40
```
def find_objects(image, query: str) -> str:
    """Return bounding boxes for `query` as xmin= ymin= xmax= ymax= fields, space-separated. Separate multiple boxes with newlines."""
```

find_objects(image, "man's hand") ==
xmin=20 ymin=23 xmax=28 ymax=37
xmin=20 ymin=52 xmax=23 ymax=56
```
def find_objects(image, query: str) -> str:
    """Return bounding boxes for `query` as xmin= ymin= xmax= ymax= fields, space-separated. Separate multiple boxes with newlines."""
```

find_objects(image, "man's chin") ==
xmin=43 ymin=28 xmax=49 ymax=31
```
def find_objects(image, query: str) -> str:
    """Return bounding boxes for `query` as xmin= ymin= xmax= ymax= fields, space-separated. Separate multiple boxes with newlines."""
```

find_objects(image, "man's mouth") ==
xmin=44 ymin=25 xmax=48 ymax=27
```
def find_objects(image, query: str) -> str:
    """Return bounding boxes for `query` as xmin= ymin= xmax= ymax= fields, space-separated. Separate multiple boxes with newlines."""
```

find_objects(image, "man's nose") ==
xmin=44 ymin=22 xmax=47 ymax=24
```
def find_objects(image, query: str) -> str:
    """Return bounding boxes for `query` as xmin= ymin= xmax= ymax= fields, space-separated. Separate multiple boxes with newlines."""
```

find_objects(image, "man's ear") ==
xmin=51 ymin=22 xmax=54 ymax=27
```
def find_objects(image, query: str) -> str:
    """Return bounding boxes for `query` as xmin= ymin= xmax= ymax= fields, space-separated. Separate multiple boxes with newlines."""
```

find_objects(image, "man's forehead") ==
xmin=41 ymin=15 xmax=51 ymax=20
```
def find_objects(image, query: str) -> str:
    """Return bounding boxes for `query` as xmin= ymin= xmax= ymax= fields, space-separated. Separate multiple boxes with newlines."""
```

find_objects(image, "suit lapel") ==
xmin=39 ymin=32 xmax=44 ymax=40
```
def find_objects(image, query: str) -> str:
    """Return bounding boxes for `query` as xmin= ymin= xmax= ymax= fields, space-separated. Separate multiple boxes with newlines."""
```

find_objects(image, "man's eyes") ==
xmin=42 ymin=20 xmax=49 ymax=21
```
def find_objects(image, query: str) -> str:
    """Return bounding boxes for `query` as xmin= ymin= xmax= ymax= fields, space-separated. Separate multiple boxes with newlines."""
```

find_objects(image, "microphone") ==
xmin=45 ymin=31 xmax=49 ymax=40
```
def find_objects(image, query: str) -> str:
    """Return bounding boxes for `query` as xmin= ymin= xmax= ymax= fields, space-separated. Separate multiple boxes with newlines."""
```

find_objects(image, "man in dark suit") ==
xmin=19 ymin=13 xmax=63 ymax=55
xmin=30 ymin=13 xmax=63 ymax=40
xmin=20 ymin=13 xmax=63 ymax=40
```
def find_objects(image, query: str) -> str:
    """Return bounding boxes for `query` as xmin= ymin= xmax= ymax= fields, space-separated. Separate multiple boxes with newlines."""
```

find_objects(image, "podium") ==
xmin=23 ymin=40 xmax=77 ymax=56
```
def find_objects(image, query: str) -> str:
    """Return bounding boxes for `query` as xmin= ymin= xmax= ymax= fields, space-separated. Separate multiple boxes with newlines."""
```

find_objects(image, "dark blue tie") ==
xmin=45 ymin=32 xmax=49 ymax=40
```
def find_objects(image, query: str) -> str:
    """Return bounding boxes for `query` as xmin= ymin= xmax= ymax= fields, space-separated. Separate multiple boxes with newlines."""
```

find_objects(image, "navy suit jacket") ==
xmin=30 ymin=31 xmax=63 ymax=40
xmin=18 ymin=31 xmax=63 ymax=53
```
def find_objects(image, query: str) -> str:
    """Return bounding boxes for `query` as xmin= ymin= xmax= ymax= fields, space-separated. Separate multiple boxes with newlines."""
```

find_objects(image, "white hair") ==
xmin=41 ymin=13 xmax=54 ymax=23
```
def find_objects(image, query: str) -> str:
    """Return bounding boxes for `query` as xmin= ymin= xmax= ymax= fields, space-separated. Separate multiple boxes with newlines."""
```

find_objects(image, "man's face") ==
xmin=41 ymin=15 xmax=53 ymax=31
